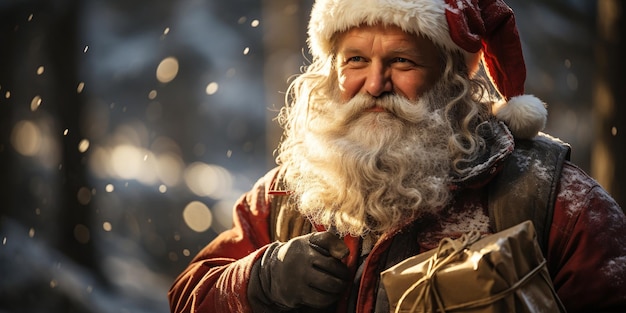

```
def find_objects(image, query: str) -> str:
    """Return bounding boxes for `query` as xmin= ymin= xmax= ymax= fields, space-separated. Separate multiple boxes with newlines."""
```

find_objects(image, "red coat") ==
xmin=169 ymin=135 xmax=626 ymax=313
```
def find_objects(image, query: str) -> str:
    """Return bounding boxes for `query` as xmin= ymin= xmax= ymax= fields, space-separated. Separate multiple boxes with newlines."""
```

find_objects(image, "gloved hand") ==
xmin=248 ymin=231 xmax=351 ymax=311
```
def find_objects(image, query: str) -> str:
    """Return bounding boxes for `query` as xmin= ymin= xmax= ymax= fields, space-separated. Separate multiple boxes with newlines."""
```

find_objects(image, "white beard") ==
xmin=278 ymin=86 xmax=454 ymax=237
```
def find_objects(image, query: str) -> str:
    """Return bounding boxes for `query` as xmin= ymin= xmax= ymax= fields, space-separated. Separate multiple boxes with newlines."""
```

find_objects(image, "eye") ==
xmin=391 ymin=57 xmax=417 ymax=69
xmin=394 ymin=57 xmax=410 ymax=63
xmin=346 ymin=56 xmax=365 ymax=63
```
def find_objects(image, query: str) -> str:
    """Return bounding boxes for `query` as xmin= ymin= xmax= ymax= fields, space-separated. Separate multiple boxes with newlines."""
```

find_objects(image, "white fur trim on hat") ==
xmin=307 ymin=0 xmax=459 ymax=59
xmin=492 ymin=95 xmax=547 ymax=139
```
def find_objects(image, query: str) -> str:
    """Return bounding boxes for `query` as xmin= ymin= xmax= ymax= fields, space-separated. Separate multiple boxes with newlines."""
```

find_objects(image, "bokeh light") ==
xmin=205 ymin=82 xmax=219 ymax=95
xmin=155 ymin=153 xmax=184 ymax=187
xmin=11 ymin=120 xmax=41 ymax=156
xmin=182 ymin=201 xmax=212 ymax=232
xmin=184 ymin=162 xmax=233 ymax=199
xmin=30 ymin=95 xmax=42 ymax=111
xmin=78 ymin=139 xmax=90 ymax=153
xmin=156 ymin=56 xmax=179 ymax=83
xmin=77 ymin=187 xmax=92 ymax=205
xmin=74 ymin=224 xmax=91 ymax=244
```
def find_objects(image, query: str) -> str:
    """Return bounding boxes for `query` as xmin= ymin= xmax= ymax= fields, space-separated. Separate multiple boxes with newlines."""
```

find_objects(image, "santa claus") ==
xmin=169 ymin=0 xmax=626 ymax=312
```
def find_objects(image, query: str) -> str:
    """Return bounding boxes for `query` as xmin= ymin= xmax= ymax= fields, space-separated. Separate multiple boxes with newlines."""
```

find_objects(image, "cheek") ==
xmin=393 ymin=76 xmax=421 ymax=100
xmin=338 ymin=71 xmax=362 ymax=101
xmin=394 ymin=72 xmax=438 ymax=101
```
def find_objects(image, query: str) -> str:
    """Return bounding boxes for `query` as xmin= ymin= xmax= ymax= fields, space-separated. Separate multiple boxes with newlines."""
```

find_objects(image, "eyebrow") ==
xmin=338 ymin=47 xmax=364 ymax=55
xmin=338 ymin=45 xmax=423 ymax=59
xmin=389 ymin=47 xmax=422 ymax=59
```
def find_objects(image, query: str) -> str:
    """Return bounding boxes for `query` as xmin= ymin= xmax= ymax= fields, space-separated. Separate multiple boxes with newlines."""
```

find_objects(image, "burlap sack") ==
xmin=381 ymin=220 xmax=566 ymax=313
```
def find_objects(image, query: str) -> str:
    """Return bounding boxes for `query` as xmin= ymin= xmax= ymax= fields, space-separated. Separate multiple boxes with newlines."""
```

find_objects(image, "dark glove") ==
xmin=248 ymin=231 xmax=351 ymax=311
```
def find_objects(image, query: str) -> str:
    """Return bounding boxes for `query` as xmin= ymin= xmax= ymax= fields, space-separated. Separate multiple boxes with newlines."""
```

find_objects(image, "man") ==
xmin=169 ymin=0 xmax=626 ymax=312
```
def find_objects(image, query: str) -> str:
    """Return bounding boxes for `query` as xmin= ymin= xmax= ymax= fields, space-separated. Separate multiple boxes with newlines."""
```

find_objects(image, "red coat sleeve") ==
xmin=548 ymin=162 xmax=626 ymax=312
xmin=168 ymin=168 xmax=280 ymax=313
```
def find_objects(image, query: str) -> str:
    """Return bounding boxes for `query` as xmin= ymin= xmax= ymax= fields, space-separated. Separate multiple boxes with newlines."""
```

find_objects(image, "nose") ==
xmin=364 ymin=62 xmax=392 ymax=97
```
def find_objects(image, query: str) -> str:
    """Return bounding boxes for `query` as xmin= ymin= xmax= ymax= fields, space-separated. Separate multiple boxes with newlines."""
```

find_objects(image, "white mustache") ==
xmin=339 ymin=93 xmax=432 ymax=124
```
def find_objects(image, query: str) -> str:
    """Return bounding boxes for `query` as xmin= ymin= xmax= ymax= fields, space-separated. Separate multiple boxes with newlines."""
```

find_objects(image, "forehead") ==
xmin=334 ymin=24 xmax=438 ymax=53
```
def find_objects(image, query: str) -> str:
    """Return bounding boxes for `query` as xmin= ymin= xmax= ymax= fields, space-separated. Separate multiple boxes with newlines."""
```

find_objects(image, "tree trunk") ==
xmin=593 ymin=0 xmax=625 ymax=208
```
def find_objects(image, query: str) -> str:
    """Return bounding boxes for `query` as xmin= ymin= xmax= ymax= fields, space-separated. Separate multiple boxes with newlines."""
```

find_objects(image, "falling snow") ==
xmin=0 ymin=1 xmax=621 ymax=313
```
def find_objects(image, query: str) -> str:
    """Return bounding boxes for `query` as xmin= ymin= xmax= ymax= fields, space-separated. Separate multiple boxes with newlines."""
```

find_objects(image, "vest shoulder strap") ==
xmin=268 ymin=167 xmax=313 ymax=242
xmin=488 ymin=133 xmax=571 ymax=254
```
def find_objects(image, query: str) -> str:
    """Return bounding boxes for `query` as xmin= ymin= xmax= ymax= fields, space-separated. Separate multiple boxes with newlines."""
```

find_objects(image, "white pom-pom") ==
xmin=493 ymin=95 xmax=547 ymax=139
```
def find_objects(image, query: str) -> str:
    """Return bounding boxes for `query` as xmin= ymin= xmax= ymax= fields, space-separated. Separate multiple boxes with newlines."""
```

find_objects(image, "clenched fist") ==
xmin=248 ymin=231 xmax=351 ymax=311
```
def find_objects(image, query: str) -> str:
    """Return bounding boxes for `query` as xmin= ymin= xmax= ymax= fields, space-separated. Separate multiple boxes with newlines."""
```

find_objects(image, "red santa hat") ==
xmin=307 ymin=0 xmax=547 ymax=139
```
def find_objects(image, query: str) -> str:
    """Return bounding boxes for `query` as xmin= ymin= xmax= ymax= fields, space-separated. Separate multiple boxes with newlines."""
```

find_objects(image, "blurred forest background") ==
xmin=0 ymin=0 xmax=624 ymax=312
